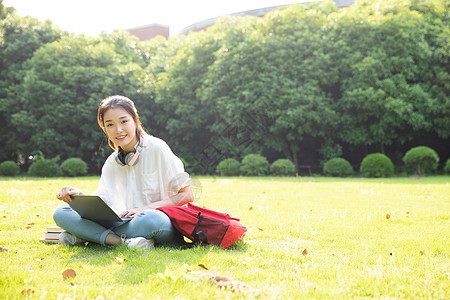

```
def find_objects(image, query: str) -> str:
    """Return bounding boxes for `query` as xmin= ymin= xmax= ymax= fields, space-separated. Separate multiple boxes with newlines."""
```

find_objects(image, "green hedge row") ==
xmin=216 ymin=155 xmax=295 ymax=177
xmin=0 ymin=158 xmax=87 ymax=177
xmin=215 ymin=146 xmax=448 ymax=177
xmin=1 ymin=146 xmax=447 ymax=178
xmin=323 ymin=146 xmax=443 ymax=177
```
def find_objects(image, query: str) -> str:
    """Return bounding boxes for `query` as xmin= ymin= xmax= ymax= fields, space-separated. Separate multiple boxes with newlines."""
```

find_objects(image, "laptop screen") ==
xmin=69 ymin=195 xmax=131 ymax=228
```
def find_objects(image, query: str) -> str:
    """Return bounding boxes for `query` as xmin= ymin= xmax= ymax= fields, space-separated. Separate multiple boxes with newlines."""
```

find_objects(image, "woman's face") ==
xmin=103 ymin=107 xmax=138 ymax=152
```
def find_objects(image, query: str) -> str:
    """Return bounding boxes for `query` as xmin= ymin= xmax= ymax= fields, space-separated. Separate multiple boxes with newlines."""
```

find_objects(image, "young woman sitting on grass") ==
xmin=53 ymin=95 xmax=193 ymax=249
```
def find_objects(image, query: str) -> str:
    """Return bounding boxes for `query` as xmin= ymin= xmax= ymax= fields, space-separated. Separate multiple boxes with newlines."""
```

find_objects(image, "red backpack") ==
xmin=157 ymin=203 xmax=247 ymax=249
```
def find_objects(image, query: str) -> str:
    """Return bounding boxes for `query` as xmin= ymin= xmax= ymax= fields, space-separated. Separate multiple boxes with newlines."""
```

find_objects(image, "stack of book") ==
xmin=39 ymin=226 xmax=64 ymax=243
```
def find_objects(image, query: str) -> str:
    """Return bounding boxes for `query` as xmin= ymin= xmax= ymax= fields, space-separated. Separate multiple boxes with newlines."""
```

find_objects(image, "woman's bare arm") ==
xmin=119 ymin=186 xmax=194 ymax=218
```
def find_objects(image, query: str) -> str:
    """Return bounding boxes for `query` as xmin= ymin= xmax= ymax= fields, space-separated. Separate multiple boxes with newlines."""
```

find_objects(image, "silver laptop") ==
xmin=69 ymin=195 xmax=131 ymax=228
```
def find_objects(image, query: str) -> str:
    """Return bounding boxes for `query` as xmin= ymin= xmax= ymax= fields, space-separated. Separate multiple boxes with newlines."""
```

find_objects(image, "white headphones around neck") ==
xmin=115 ymin=136 xmax=143 ymax=166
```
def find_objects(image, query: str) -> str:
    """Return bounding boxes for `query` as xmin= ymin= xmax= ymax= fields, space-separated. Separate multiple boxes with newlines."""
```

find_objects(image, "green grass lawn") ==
xmin=0 ymin=176 xmax=449 ymax=299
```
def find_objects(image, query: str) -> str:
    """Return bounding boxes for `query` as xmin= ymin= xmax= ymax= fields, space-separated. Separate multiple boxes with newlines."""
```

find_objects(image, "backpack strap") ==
xmin=191 ymin=212 xmax=208 ymax=245
xmin=193 ymin=231 xmax=208 ymax=245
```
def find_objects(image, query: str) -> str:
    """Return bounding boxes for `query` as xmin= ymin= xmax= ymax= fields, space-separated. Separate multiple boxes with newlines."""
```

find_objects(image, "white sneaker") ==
xmin=59 ymin=231 xmax=86 ymax=246
xmin=121 ymin=235 xmax=154 ymax=250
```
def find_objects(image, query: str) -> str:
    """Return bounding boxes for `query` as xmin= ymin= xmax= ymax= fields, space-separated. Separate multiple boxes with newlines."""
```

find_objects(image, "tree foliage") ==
xmin=0 ymin=9 xmax=64 ymax=163
xmin=7 ymin=32 xmax=152 ymax=171
xmin=0 ymin=0 xmax=448 ymax=175
xmin=334 ymin=1 xmax=446 ymax=153
xmin=154 ymin=31 xmax=222 ymax=172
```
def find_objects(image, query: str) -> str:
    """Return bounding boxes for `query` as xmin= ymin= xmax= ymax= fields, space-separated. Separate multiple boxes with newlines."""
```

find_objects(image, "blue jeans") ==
xmin=53 ymin=204 xmax=182 ymax=246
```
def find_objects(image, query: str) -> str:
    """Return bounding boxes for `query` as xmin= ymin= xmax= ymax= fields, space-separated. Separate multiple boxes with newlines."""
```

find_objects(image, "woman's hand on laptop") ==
xmin=119 ymin=207 xmax=147 ymax=219
xmin=57 ymin=186 xmax=85 ymax=204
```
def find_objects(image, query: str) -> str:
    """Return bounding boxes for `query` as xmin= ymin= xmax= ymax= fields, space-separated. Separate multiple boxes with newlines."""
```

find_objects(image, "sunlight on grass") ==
xmin=0 ymin=176 xmax=449 ymax=299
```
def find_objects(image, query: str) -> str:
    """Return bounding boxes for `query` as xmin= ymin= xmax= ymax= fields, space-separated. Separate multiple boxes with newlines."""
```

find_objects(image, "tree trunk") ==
xmin=283 ymin=148 xmax=298 ymax=176
xmin=379 ymin=142 xmax=385 ymax=154
xmin=292 ymin=150 xmax=299 ymax=176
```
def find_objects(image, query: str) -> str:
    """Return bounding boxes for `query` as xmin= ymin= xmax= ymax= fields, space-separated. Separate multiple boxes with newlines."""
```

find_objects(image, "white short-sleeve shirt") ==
xmin=93 ymin=134 xmax=191 ymax=214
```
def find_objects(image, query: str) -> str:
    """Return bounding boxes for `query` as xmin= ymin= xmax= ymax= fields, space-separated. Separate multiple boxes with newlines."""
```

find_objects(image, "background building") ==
xmin=127 ymin=23 xmax=169 ymax=40
xmin=127 ymin=0 xmax=356 ymax=40
xmin=178 ymin=0 xmax=355 ymax=35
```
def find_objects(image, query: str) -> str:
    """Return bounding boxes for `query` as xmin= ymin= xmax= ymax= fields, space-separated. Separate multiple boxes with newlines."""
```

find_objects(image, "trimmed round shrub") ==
xmin=216 ymin=158 xmax=241 ymax=176
xmin=323 ymin=158 xmax=353 ymax=177
xmin=360 ymin=153 xmax=394 ymax=178
xmin=270 ymin=159 xmax=295 ymax=176
xmin=61 ymin=158 xmax=88 ymax=176
xmin=0 ymin=161 xmax=20 ymax=176
xmin=403 ymin=146 xmax=439 ymax=175
xmin=444 ymin=158 xmax=450 ymax=174
xmin=28 ymin=159 xmax=61 ymax=177
xmin=240 ymin=154 xmax=269 ymax=176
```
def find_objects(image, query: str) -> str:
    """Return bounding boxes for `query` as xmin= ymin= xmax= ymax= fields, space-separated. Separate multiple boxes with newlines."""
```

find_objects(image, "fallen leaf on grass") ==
xmin=185 ymin=269 xmax=261 ymax=296
xmin=248 ymin=206 xmax=253 ymax=211
xmin=0 ymin=246 xmax=8 ymax=252
xmin=420 ymin=250 xmax=425 ymax=255
xmin=213 ymin=276 xmax=231 ymax=282
xmin=209 ymin=275 xmax=260 ymax=295
xmin=386 ymin=214 xmax=390 ymax=220
xmin=20 ymin=289 xmax=35 ymax=295
xmin=25 ymin=226 xmax=31 ymax=229
xmin=115 ymin=257 xmax=126 ymax=264
xmin=302 ymin=249 xmax=308 ymax=256
xmin=257 ymin=227 xmax=264 ymax=231
xmin=198 ymin=264 xmax=209 ymax=270
xmin=62 ymin=269 xmax=76 ymax=279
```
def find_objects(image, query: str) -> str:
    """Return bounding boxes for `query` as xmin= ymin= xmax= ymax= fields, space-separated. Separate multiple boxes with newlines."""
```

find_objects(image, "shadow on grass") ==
xmin=56 ymin=240 xmax=248 ymax=285
xmin=116 ymin=242 xmax=248 ymax=285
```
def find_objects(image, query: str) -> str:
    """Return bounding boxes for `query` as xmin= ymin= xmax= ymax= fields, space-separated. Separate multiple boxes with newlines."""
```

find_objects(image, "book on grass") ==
xmin=39 ymin=225 xmax=64 ymax=243
xmin=44 ymin=232 xmax=61 ymax=239
xmin=46 ymin=226 xmax=64 ymax=233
